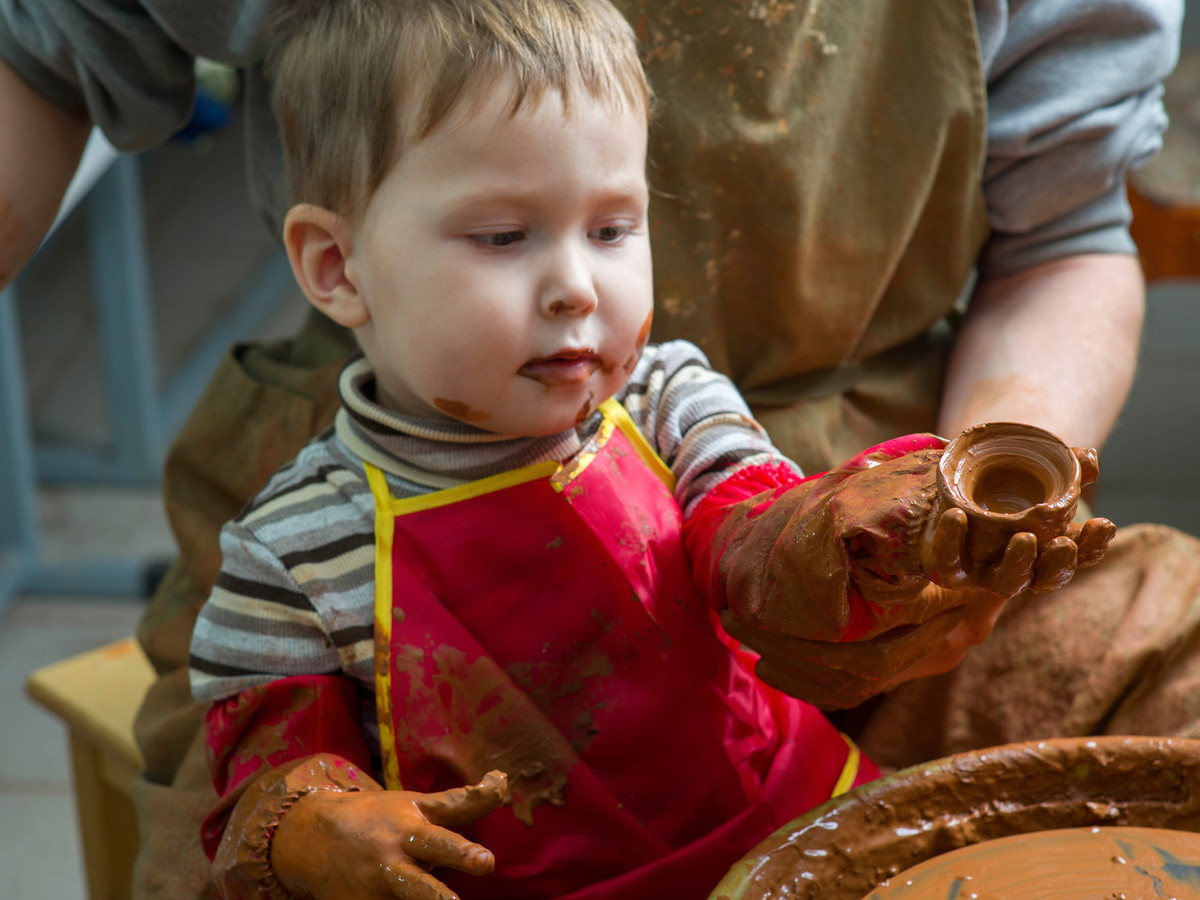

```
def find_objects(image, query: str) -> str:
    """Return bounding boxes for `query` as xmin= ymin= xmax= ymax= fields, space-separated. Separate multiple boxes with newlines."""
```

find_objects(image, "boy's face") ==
xmin=347 ymin=82 xmax=653 ymax=436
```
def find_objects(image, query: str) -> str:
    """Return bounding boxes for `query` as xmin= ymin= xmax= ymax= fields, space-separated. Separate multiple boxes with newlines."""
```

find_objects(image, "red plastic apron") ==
xmin=366 ymin=400 xmax=872 ymax=899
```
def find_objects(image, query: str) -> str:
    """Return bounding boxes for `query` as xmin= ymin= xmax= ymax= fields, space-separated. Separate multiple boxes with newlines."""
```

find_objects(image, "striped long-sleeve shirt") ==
xmin=188 ymin=340 xmax=798 ymax=754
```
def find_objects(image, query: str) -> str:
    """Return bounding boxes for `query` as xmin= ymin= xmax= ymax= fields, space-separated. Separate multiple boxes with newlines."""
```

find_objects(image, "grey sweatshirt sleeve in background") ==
xmin=0 ymin=0 xmax=280 ymax=150
xmin=0 ymin=0 xmax=1182 ymax=274
xmin=974 ymin=0 xmax=1183 ymax=276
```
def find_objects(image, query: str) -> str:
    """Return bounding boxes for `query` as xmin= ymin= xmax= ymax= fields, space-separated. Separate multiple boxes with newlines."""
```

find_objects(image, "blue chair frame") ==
xmin=0 ymin=133 xmax=294 ymax=615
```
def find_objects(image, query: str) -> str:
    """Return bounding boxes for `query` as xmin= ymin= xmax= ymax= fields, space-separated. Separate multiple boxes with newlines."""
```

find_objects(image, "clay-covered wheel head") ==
xmin=709 ymin=736 xmax=1200 ymax=900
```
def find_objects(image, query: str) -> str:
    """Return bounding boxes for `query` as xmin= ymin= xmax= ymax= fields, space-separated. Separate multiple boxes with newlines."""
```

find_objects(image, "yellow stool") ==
xmin=26 ymin=638 xmax=154 ymax=900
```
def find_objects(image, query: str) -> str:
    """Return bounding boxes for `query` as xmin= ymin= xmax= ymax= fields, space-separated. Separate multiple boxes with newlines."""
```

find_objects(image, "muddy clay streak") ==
xmin=392 ymin=643 xmax=578 ymax=827
xmin=624 ymin=310 xmax=654 ymax=374
xmin=865 ymin=826 xmax=1200 ymax=899
xmin=574 ymin=392 xmax=596 ymax=425
xmin=710 ymin=737 xmax=1200 ymax=900
xmin=434 ymin=398 xmax=491 ymax=422
xmin=636 ymin=310 xmax=653 ymax=347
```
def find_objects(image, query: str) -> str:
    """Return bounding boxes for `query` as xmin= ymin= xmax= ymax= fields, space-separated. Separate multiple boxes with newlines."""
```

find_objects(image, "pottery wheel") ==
xmin=863 ymin=826 xmax=1200 ymax=900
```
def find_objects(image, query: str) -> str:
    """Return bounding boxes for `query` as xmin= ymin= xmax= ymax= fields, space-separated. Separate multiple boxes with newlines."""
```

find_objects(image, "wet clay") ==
xmin=433 ymin=397 xmax=491 ymax=423
xmin=708 ymin=737 xmax=1200 ymax=900
xmin=935 ymin=422 xmax=1097 ymax=563
xmin=624 ymin=310 xmax=655 ymax=373
xmin=574 ymin=391 xmax=597 ymax=424
xmin=864 ymin=826 xmax=1200 ymax=900
xmin=707 ymin=426 xmax=1098 ymax=648
xmin=388 ymin=641 xmax=579 ymax=826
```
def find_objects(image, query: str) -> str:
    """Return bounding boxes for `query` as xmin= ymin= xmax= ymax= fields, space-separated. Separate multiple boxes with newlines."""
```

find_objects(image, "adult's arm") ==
xmin=947 ymin=0 xmax=1181 ymax=446
xmin=0 ymin=0 xmax=291 ymax=294
xmin=0 ymin=58 xmax=90 ymax=292
xmin=0 ymin=0 xmax=202 ymax=289
xmin=939 ymin=253 xmax=1144 ymax=448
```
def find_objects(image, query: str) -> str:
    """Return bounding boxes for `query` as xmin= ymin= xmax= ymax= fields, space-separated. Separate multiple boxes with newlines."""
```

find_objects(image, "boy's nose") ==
xmin=539 ymin=245 xmax=598 ymax=317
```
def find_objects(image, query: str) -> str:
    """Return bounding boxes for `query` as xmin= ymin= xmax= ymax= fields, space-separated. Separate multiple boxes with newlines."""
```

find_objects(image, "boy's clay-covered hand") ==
xmin=271 ymin=770 xmax=508 ymax=900
xmin=686 ymin=431 xmax=1116 ymax=707
xmin=693 ymin=433 xmax=1115 ymax=645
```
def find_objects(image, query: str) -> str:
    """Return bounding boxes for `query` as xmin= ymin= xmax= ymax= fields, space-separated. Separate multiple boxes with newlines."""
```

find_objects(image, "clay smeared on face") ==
xmin=574 ymin=391 xmax=596 ymax=425
xmin=434 ymin=398 xmax=492 ymax=423
xmin=623 ymin=310 xmax=654 ymax=375
xmin=349 ymin=83 xmax=651 ymax=438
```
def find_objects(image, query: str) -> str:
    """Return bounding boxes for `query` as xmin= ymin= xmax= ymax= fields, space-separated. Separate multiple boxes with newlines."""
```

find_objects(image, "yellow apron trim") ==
xmin=550 ymin=406 xmax=617 ymax=492
xmin=365 ymin=462 xmax=403 ymax=790
xmin=831 ymin=732 xmax=862 ymax=798
xmin=381 ymin=459 xmax=560 ymax=517
xmin=600 ymin=398 xmax=676 ymax=492
xmin=376 ymin=401 xmax=672 ymax=512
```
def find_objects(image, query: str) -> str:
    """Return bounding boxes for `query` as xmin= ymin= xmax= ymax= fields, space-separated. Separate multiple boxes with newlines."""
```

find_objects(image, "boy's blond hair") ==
xmin=269 ymin=0 xmax=650 ymax=223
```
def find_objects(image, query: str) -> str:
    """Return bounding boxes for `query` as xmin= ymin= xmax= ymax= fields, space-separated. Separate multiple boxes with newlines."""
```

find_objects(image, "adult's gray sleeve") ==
xmin=0 ymin=0 xmax=280 ymax=150
xmin=974 ymin=0 xmax=1182 ymax=276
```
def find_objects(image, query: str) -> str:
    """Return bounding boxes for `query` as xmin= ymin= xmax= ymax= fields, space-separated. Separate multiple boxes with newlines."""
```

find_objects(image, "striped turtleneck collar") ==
xmin=334 ymin=356 xmax=597 ymax=489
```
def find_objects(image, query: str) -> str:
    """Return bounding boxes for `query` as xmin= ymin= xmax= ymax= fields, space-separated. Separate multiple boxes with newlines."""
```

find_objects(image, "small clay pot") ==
xmin=934 ymin=422 xmax=1098 ymax=564
xmin=708 ymin=736 xmax=1200 ymax=900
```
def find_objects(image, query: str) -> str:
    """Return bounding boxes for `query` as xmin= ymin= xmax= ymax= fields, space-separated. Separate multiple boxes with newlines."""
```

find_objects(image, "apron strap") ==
xmin=831 ymin=733 xmax=863 ymax=798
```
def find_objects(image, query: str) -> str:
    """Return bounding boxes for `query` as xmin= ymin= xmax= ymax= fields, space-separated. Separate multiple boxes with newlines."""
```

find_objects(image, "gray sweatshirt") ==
xmin=0 ymin=0 xmax=1182 ymax=275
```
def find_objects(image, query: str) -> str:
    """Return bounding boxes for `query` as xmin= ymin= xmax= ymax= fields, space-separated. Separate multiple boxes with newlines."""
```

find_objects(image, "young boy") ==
xmin=189 ymin=1 xmax=1112 ymax=898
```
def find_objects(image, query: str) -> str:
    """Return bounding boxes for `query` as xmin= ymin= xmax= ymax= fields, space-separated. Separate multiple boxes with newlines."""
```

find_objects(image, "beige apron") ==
xmin=614 ymin=0 xmax=990 ymax=473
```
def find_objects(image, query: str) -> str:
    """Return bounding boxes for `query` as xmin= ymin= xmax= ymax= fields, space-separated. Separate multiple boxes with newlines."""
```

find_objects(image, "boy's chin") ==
xmin=491 ymin=406 xmax=606 ymax=438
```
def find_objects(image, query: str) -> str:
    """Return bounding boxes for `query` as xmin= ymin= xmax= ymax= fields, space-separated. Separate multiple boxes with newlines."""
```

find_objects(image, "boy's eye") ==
xmin=590 ymin=225 xmax=630 ymax=244
xmin=473 ymin=231 xmax=525 ymax=248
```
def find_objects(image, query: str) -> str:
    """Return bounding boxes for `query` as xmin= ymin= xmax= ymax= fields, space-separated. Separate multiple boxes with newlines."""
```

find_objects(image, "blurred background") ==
xmin=3 ymin=13 xmax=1200 ymax=900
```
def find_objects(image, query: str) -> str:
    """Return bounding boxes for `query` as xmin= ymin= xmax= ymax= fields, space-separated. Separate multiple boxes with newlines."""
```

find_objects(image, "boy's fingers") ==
xmin=401 ymin=822 xmax=496 ymax=874
xmin=417 ymin=770 xmax=509 ymax=827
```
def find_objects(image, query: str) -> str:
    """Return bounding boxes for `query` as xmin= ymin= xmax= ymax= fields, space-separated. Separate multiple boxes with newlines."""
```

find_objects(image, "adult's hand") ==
xmin=715 ymin=477 xmax=1115 ymax=709
xmin=922 ymin=502 xmax=1116 ymax=597
xmin=692 ymin=431 xmax=1117 ymax=709
xmin=272 ymin=771 xmax=509 ymax=900
xmin=693 ymin=434 xmax=1116 ymax=645
xmin=721 ymin=584 xmax=1008 ymax=710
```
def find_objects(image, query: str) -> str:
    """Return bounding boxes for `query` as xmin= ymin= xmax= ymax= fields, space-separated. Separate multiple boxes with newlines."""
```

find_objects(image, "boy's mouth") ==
xmin=519 ymin=349 xmax=600 ymax=386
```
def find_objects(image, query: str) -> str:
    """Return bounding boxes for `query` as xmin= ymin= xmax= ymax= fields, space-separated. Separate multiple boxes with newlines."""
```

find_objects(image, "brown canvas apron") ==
xmin=614 ymin=0 xmax=990 ymax=473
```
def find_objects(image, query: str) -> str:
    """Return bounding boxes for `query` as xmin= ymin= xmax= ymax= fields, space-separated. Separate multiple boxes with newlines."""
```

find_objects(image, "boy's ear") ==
xmin=282 ymin=204 xmax=370 ymax=328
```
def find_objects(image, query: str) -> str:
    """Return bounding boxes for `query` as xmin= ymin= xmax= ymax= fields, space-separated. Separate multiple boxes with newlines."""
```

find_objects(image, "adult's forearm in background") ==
xmin=0 ymin=58 xmax=91 ymax=291
xmin=937 ymin=252 xmax=1145 ymax=451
